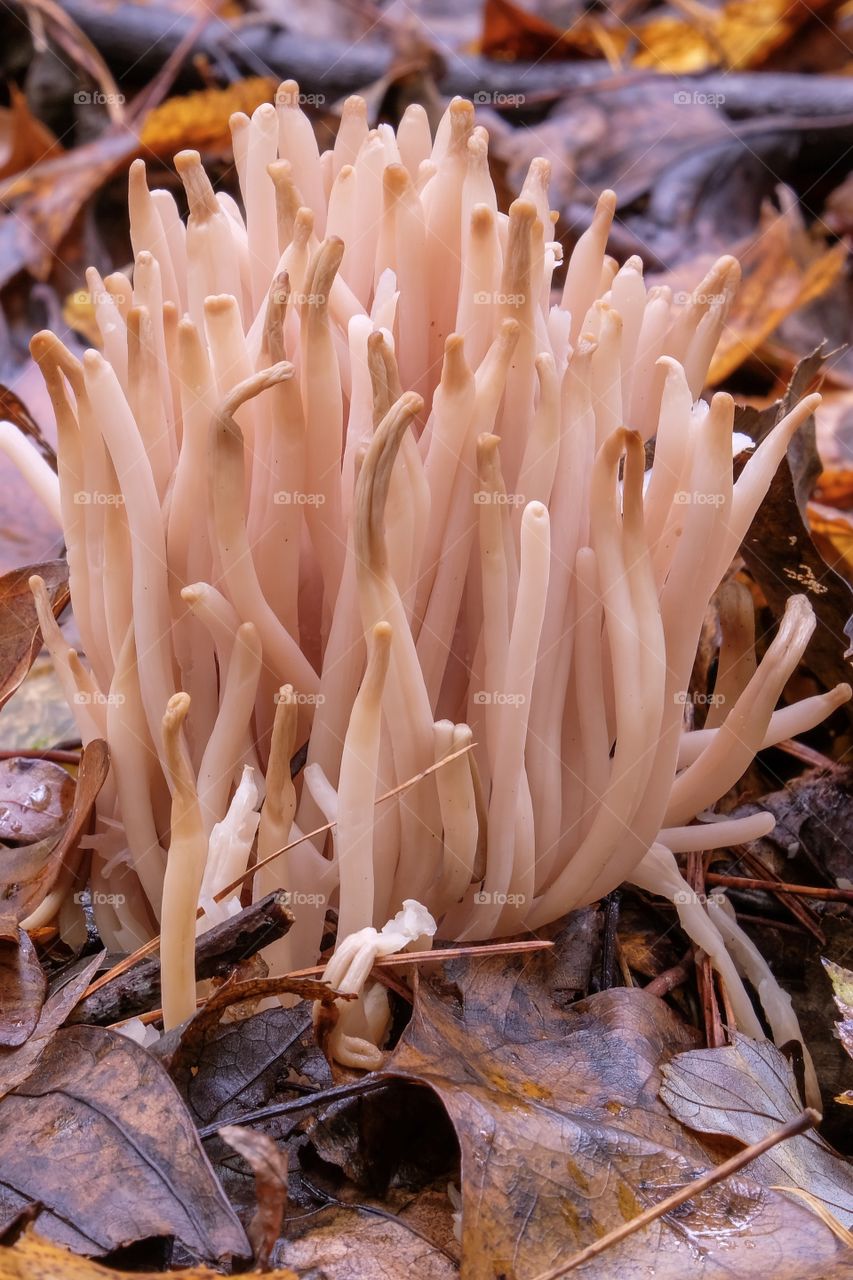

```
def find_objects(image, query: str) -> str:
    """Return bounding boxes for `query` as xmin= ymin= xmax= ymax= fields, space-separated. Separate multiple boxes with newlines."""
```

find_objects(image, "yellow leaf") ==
xmin=707 ymin=213 xmax=846 ymax=385
xmin=0 ymin=1231 xmax=297 ymax=1280
xmin=633 ymin=0 xmax=833 ymax=72
xmin=139 ymin=76 xmax=276 ymax=155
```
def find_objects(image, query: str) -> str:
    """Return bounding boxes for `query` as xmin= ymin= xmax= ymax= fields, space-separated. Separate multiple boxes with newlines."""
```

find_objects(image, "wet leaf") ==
xmin=0 ymin=930 xmax=45 ymax=1046
xmin=0 ymin=951 xmax=102 ymax=1102
xmin=660 ymin=1033 xmax=853 ymax=1226
xmin=0 ymin=739 xmax=108 ymax=933
xmin=218 ymin=1125 xmax=287 ymax=1268
xmin=0 ymin=759 xmax=75 ymax=845
xmin=0 ymin=561 xmax=68 ymax=710
xmin=0 ymin=1024 xmax=249 ymax=1260
xmin=0 ymin=1229 xmax=295 ymax=1279
xmin=386 ymin=936 xmax=853 ymax=1278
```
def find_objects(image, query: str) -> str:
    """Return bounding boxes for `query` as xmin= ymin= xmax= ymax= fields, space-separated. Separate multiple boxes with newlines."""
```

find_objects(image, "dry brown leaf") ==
xmin=0 ymin=561 xmax=68 ymax=711
xmin=139 ymin=77 xmax=276 ymax=156
xmin=0 ymin=930 xmax=45 ymax=1046
xmin=0 ymin=1230 xmax=295 ymax=1280
xmin=823 ymin=958 xmax=853 ymax=1104
xmin=218 ymin=1125 xmax=287 ymax=1269
xmin=385 ymin=936 xmax=852 ymax=1279
xmin=0 ymin=87 xmax=61 ymax=183
xmin=0 ymin=1025 xmax=249 ymax=1259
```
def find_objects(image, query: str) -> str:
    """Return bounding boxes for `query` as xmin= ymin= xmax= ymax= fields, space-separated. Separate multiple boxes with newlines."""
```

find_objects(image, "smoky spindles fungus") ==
xmin=15 ymin=89 xmax=848 ymax=1080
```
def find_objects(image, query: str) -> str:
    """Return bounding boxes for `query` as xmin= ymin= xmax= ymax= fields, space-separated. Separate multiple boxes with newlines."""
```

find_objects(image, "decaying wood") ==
xmin=68 ymin=890 xmax=293 ymax=1025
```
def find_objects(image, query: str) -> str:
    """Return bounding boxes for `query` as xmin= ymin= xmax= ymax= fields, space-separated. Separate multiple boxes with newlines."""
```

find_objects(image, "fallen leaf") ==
xmin=708 ymin=208 xmax=846 ymax=384
xmin=0 ymin=1229 xmax=295 ymax=1279
xmin=0 ymin=950 xmax=102 ymax=1102
xmin=0 ymin=385 xmax=56 ymax=472
xmin=0 ymin=739 xmax=108 ymax=932
xmin=734 ymin=349 xmax=853 ymax=706
xmin=271 ymin=1195 xmax=458 ymax=1279
xmin=139 ymin=77 xmax=276 ymax=156
xmin=168 ymin=988 xmax=333 ymax=1129
xmin=0 ymin=561 xmax=68 ymax=710
xmin=634 ymin=0 xmax=834 ymax=73
xmin=0 ymin=930 xmax=45 ymax=1046
xmin=0 ymin=129 xmax=136 ymax=287
xmin=660 ymin=1033 xmax=853 ymax=1226
xmin=0 ymin=1024 xmax=249 ymax=1260
xmin=0 ymin=758 xmax=75 ymax=845
xmin=823 ymin=958 xmax=853 ymax=1104
xmin=219 ymin=1125 xmax=287 ymax=1269
xmin=0 ymin=86 xmax=61 ymax=183
xmin=385 ymin=930 xmax=853 ymax=1278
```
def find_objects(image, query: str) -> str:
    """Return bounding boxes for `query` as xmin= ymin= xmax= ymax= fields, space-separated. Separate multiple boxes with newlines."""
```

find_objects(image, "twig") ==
xmin=531 ymin=1108 xmax=821 ymax=1279
xmin=729 ymin=846 xmax=824 ymax=943
xmin=198 ymin=1075 xmax=405 ymax=1139
xmin=0 ymin=748 xmax=80 ymax=764
xmin=644 ymin=953 xmax=692 ymax=998
xmin=706 ymin=873 xmax=853 ymax=903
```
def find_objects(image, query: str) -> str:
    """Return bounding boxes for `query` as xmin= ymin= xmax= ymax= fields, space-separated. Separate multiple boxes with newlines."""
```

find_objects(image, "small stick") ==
xmin=645 ymin=952 xmax=692 ymax=998
xmin=775 ymin=738 xmax=836 ymax=770
xmin=0 ymin=749 xmax=81 ymax=765
xmin=731 ymin=846 xmax=824 ymax=943
xmin=706 ymin=873 xmax=853 ymax=903
xmin=531 ymin=1108 xmax=821 ymax=1280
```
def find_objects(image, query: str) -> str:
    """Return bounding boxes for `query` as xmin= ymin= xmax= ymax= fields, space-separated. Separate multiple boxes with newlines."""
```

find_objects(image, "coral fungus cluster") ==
xmin=13 ymin=85 xmax=849 ymax=1075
